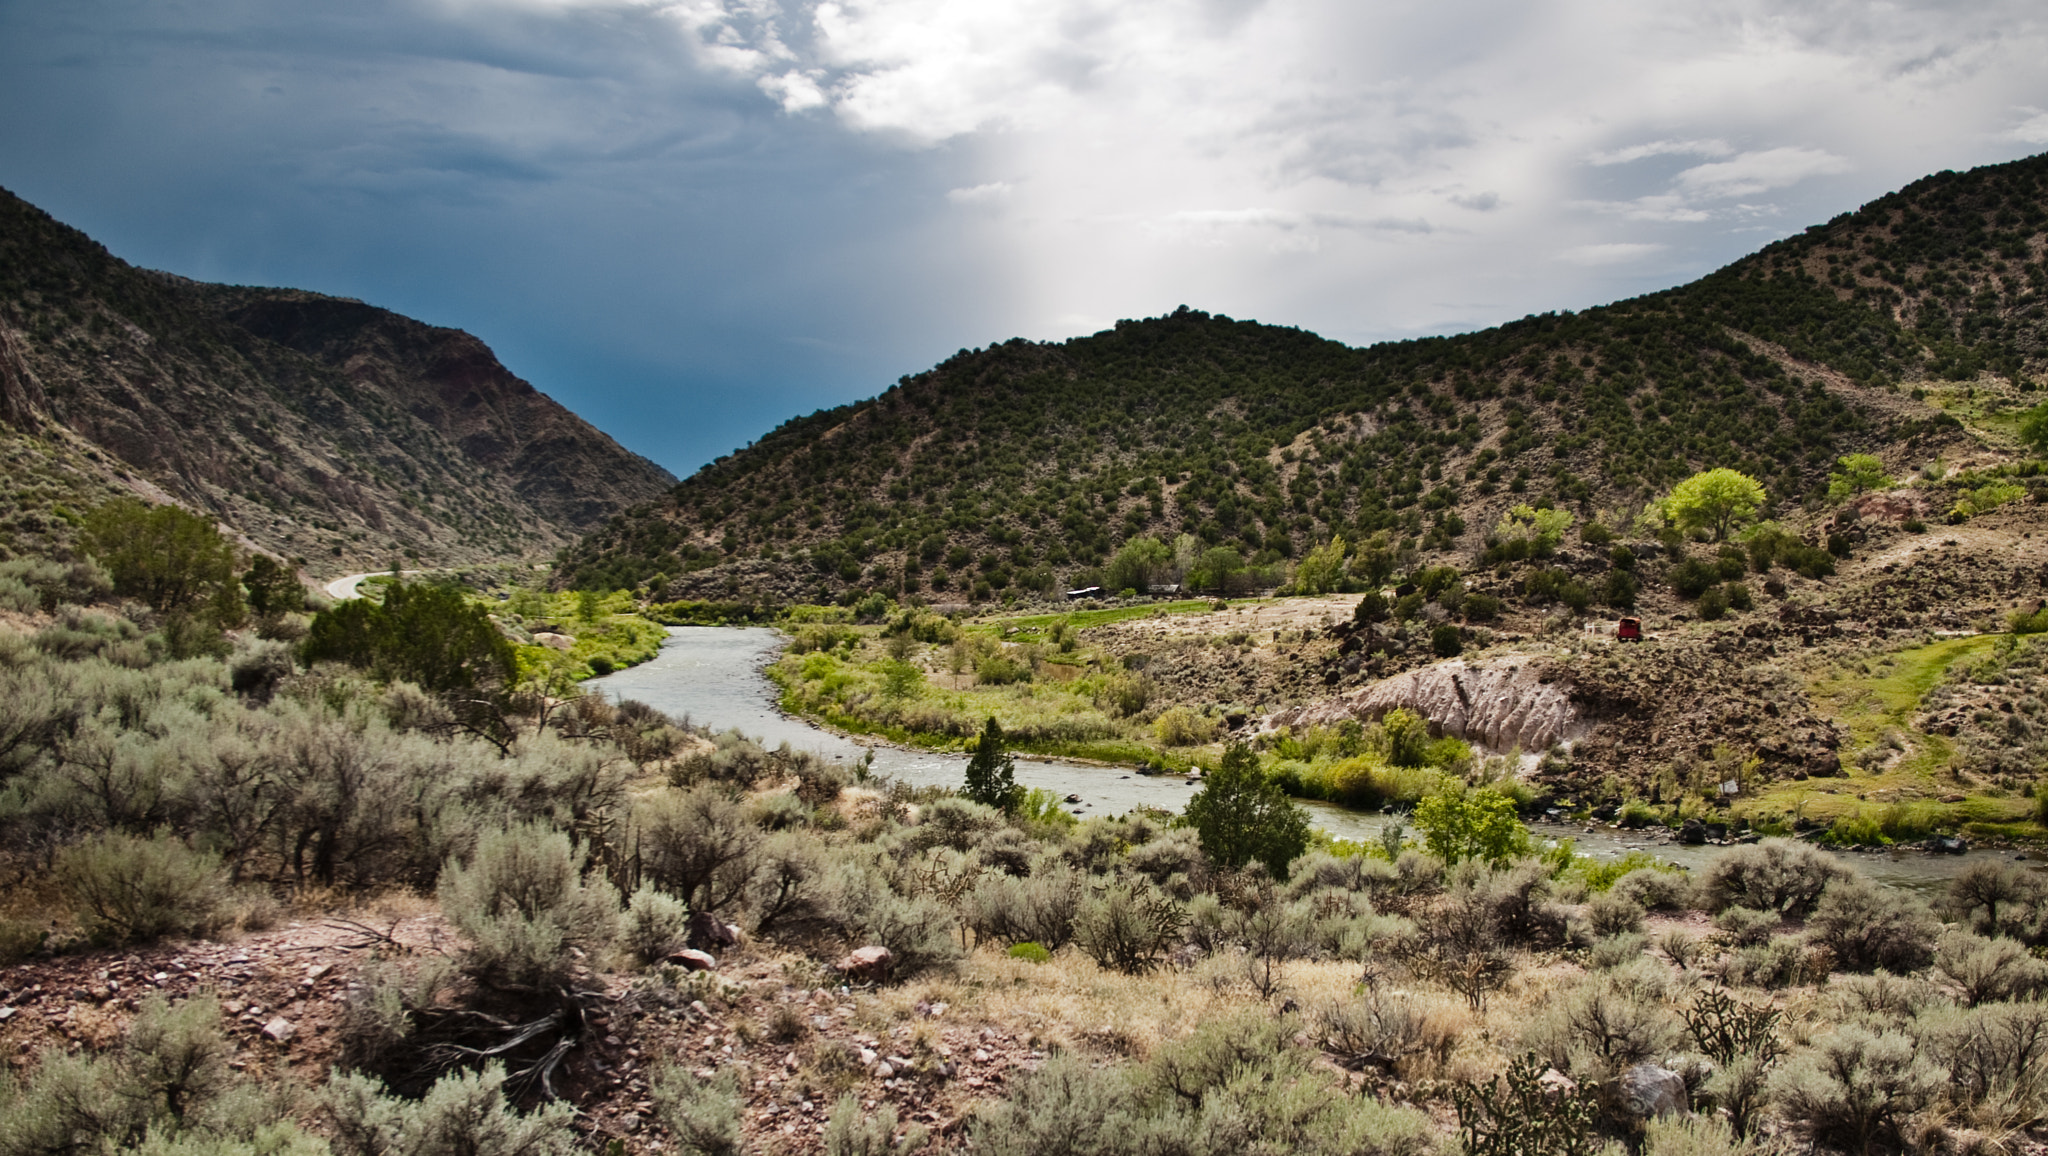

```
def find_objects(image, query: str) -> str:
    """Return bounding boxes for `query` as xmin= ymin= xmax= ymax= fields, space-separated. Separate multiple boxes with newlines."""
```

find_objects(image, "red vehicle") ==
xmin=1616 ymin=617 xmax=1643 ymax=642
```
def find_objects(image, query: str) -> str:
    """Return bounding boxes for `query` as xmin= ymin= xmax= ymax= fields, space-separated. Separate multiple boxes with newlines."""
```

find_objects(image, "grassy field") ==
xmin=1745 ymin=633 xmax=2031 ymax=839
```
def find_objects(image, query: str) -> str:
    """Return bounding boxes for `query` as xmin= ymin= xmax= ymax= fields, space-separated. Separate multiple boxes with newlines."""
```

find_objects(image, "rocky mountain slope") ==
xmin=561 ymin=151 xmax=2047 ymax=601
xmin=0 ymin=187 xmax=674 ymax=573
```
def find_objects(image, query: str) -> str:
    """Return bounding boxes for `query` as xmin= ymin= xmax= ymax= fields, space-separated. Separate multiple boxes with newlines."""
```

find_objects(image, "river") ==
xmin=589 ymin=626 xmax=2011 ymax=895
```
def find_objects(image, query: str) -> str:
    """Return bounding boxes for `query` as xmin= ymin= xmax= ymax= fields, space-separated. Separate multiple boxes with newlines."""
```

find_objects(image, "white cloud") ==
xmin=2012 ymin=109 xmax=2048 ymax=144
xmin=1587 ymin=139 xmax=1734 ymax=166
xmin=947 ymin=181 xmax=1012 ymax=204
xmin=1674 ymin=146 xmax=1852 ymax=199
xmin=758 ymin=69 xmax=828 ymax=111
xmin=1561 ymin=242 xmax=1667 ymax=266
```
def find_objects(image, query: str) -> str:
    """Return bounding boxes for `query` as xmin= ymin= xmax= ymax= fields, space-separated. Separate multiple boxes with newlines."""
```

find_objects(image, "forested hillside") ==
xmin=0 ymin=188 xmax=675 ymax=573
xmin=562 ymin=152 xmax=2048 ymax=601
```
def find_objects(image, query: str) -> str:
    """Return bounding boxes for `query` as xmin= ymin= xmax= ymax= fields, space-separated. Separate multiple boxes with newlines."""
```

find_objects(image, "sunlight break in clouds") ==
xmin=623 ymin=0 xmax=2048 ymax=343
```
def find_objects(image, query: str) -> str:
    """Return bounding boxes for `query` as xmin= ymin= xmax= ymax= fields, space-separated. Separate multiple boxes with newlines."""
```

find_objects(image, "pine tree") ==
xmin=962 ymin=717 xmax=1022 ymax=812
xmin=1182 ymin=742 xmax=1310 ymax=878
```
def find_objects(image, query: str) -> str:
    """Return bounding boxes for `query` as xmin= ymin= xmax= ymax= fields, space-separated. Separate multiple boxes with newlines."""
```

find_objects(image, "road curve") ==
xmin=323 ymin=570 xmax=425 ymax=601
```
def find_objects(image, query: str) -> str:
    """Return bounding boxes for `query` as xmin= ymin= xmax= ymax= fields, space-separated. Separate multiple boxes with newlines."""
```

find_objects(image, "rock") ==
xmin=1928 ymin=835 xmax=1969 ymax=855
xmin=859 ymin=1048 xmax=878 ymax=1065
xmin=532 ymin=632 xmax=577 ymax=650
xmin=261 ymin=1017 xmax=296 ymax=1044
xmin=1679 ymin=818 xmax=1707 ymax=846
xmin=686 ymin=910 xmax=739 ymax=952
xmin=1619 ymin=1063 xmax=1686 ymax=1119
xmin=666 ymin=949 xmax=718 ymax=972
xmin=835 ymin=946 xmax=893 ymax=984
xmin=1537 ymin=1069 xmax=1578 ymax=1097
xmin=873 ymin=1061 xmax=894 ymax=1079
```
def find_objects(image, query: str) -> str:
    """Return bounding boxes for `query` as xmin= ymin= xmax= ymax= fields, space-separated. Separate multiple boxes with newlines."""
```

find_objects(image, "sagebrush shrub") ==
xmin=1587 ymin=892 xmax=1644 ymax=937
xmin=57 ymin=830 xmax=227 ymax=944
xmin=1611 ymin=866 xmax=1693 ymax=911
xmin=437 ymin=823 xmax=619 ymax=990
xmin=325 ymin=1065 xmax=577 ymax=1156
xmin=1698 ymin=839 xmax=1853 ymax=917
xmin=1933 ymin=929 xmax=2048 ymax=1006
xmin=1769 ymin=1026 xmax=1944 ymax=1155
xmin=1712 ymin=906 xmax=1779 ymax=947
xmin=1805 ymin=876 xmax=1940 ymax=973
xmin=966 ymin=862 xmax=1085 ymax=951
xmin=1523 ymin=971 xmax=1682 ymax=1089
xmin=825 ymin=1093 xmax=928 ymax=1156
xmin=1072 ymin=878 xmax=1184 ymax=974
xmin=651 ymin=1066 xmax=743 ymax=1156
xmin=622 ymin=886 xmax=691 ymax=966
xmin=637 ymin=786 xmax=762 ymax=915
xmin=1915 ymin=1000 xmax=2048 ymax=1114
xmin=1944 ymin=861 xmax=2048 ymax=945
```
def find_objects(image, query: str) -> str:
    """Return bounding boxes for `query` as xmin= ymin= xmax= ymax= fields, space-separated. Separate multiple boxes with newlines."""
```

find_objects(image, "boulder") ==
xmin=261 ymin=1017 xmax=296 ymax=1044
xmin=1679 ymin=818 xmax=1707 ymax=845
xmin=686 ymin=910 xmax=739 ymax=951
xmin=1619 ymin=1063 xmax=1687 ymax=1119
xmin=666 ymin=949 xmax=718 ymax=972
xmin=835 ymin=945 xmax=894 ymax=984
xmin=532 ymin=632 xmax=577 ymax=651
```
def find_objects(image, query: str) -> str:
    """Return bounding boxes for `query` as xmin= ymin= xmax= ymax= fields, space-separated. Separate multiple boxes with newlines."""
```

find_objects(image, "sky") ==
xmin=3 ymin=0 xmax=2047 ymax=477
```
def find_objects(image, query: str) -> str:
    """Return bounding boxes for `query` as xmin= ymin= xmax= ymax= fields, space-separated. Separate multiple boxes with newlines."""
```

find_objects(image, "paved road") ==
xmin=322 ymin=570 xmax=425 ymax=600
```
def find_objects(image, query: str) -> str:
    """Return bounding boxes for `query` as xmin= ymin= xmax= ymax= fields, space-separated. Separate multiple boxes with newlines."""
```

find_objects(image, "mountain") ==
xmin=0 ymin=187 xmax=674 ymax=573
xmin=560 ymin=151 xmax=2047 ymax=601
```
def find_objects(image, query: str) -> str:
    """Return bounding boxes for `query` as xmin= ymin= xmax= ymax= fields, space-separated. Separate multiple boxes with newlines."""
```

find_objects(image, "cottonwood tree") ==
xmin=1662 ymin=468 xmax=1767 ymax=542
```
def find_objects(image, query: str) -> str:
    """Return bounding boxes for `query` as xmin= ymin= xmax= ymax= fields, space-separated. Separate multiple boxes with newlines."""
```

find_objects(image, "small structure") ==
xmin=1064 ymin=585 xmax=1106 ymax=600
xmin=1616 ymin=616 xmax=1643 ymax=643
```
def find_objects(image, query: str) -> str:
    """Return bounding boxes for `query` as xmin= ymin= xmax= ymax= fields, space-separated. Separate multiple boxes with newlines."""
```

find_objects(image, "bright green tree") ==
xmin=1663 ymin=468 xmax=1767 ymax=542
xmin=1188 ymin=547 xmax=1246 ymax=595
xmin=1413 ymin=781 xmax=1528 ymax=867
xmin=1292 ymin=535 xmax=1348 ymax=595
xmin=1181 ymin=742 xmax=1311 ymax=878
xmin=963 ymin=717 xmax=1022 ymax=812
xmin=1492 ymin=504 xmax=1573 ymax=552
xmin=83 ymin=498 xmax=240 ymax=614
xmin=1826 ymin=454 xmax=1891 ymax=503
xmin=1106 ymin=536 xmax=1172 ymax=594
xmin=2021 ymin=403 xmax=2048 ymax=458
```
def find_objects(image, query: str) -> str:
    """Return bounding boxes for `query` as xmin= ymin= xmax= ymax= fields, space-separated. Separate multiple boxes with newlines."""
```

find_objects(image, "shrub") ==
xmin=1181 ymin=743 xmax=1311 ymax=878
xmin=1610 ymin=866 xmax=1692 ymax=910
xmin=835 ymin=866 xmax=961 ymax=976
xmin=967 ymin=863 xmax=1085 ymax=951
xmin=1915 ymin=1000 xmax=2048 ymax=1112
xmin=1932 ymin=929 xmax=2048 ymax=1006
xmin=1944 ymin=860 xmax=2048 ymax=944
xmin=1642 ymin=1113 xmax=1760 ymax=1156
xmin=1713 ymin=906 xmax=1780 ymax=947
xmin=437 ymin=823 xmax=620 ymax=990
xmin=1587 ymin=892 xmax=1644 ymax=937
xmin=1668 ymin=558 xmax=1719 ymax=599
xmin=1007 ymin=942 xmax=1050 ymax=964
xmin=1805 ymin=876 xmax=1940 ymax=973
xmin=637 ymin=787 xmax=763 ymax=915
xmin=651 ymin=1065 xmax=743 ymax=1156
xmin=1714 ymin=936 xmax=1818 ymax=990
xmin=622 ymin=886 xmax=692 ymax=967
xmin=325 ymin=1065 xmax=578 ymax=1156
xmin=1697 ymin=585 xmax=1730 ymax=620
xmin=1311 ymin=991 xmax=1453 ymax=1076
xmin=1602 ymin=569 xmax=1638 ymax=609
xmin=1769 ymin=1026 xmax=1944 ymax=1155
xmin=57 ymin=830 xmax=227 ymax=944
xmin=1587 ymin=933 xmax=1647 ymax=969
xmin=1698 ymin=839 xmax=1853 ymax=917
xmin=1523 ymin=970 xmax=1682 ymax=1088
xmin=1072 ymin=878 xmax=1184 ymax=974
xmin=1152 ymin=706 xmax=1218 ymax=747
xmin=825 ymin=1093 xmax=929 ymax=1156
xmin=1430 ymin=624 xmax=1462 ymax=657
